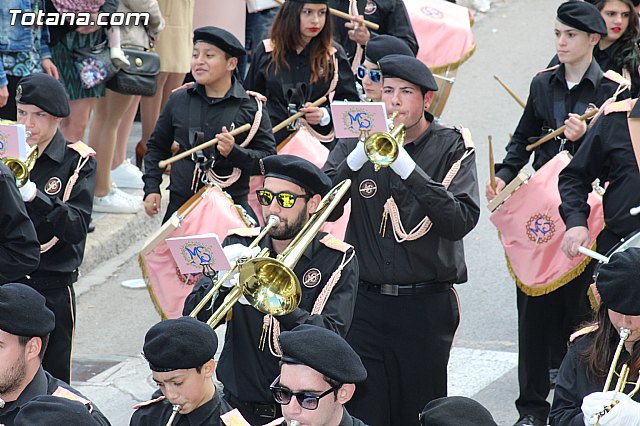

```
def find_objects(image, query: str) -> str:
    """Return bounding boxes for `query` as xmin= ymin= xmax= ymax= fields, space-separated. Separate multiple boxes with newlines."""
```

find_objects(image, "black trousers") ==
xmin=346 ymin=285 xmax=459 ymax=426
xmin=41 ymin=285 xmax=76 ymax=384
xmin=515 ymin=265 xmax=593 ymax=421
xmin=0 ymin=74 xmax=20 ymax=121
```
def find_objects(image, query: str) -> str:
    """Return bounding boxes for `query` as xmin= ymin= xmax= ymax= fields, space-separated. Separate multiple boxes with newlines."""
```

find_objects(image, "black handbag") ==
xmin=107 ymin=46 xmax=160 ymax=96
xmin=73 ymin=40 xmax=118 ymax=89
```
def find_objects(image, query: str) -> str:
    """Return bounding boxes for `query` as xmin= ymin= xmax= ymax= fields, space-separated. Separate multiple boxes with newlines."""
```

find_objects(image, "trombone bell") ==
xmin=239 ymin=257 xmax=301 ymax=316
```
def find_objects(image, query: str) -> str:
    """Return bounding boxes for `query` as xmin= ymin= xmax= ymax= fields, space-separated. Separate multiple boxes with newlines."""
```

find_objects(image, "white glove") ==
xmin=219 ymin=272 xmax=251 ymax=305
xmin=223 ymin=244 xmax=261 ymax=264
xmin=19 ymin=180 xmax=37 ymax=202
xmin=582 ymin=391 xmax=620 ymax=426
xmin=347 ymin=141 xmax=368 ymax=171
xmin=598 ymin=393 xmax=640 ymax=425
xmin=390 ymin=145 xmax=416 ymax=180
xmin=319 ymin=107 xmax=331 ymax=126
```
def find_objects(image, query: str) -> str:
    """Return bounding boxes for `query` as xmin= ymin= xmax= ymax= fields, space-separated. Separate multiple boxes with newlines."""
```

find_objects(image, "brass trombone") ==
xmin=364 ymin=111 xmax=405 ymax=171
xmin=2 ymin=145 xmax=38 ymax=188
xmin=202 ymin=179 xmax=352 ymax=329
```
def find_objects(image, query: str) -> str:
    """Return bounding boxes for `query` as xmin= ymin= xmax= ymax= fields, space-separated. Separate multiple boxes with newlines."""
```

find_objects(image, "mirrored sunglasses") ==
xmin=256 ymin=189 xmax=311 ymax=209
xmin=357 ymin=65 xmax=382 ymax=83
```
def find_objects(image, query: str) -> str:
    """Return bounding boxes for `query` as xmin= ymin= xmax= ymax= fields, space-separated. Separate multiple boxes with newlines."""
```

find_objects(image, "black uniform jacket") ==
xmin=495 ymin=59 xmax=621 ymax=185
xmin=323 ymin=119 xmax=480 ymax=285
xmin=277 ymin=408 xmax=369 ymax=426
xmin=130 ymin=391 xmax=232 ymax=426
xmin=0 ymin=162 xmax=39 ymax=284
xmin=143 ymin=79 xmax=276 ymax=202
xmin=549 ymin=332 xmax=639 ymax=426
xmin=183 ymin=231 xmax=359 ymax=403
xmin=559 ymin=102 xmax=640 ymax=241
xmin=0 ymin=367 xmax=110 ymax=425
xmin=244 ymin=41 xmax=359 ymax=144
xmin=328 ymin=0 xmax=418 ymax=62
xmin=19 ymin=130 xmax=96 ymax=289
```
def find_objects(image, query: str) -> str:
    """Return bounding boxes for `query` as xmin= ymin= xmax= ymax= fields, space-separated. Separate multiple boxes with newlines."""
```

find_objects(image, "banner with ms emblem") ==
xmin=489 ymin=151 xmax=604 ymax=296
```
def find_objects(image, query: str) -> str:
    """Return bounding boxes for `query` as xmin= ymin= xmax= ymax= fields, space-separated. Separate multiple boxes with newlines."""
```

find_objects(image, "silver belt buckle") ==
xmin=380 ymin=284 xmax=398 ymax=296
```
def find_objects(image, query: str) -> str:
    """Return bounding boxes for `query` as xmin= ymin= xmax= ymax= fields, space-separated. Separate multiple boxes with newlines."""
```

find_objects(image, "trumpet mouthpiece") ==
xmin=267 ymin=215 xmax=281 ymax=226
xmin=290 ymin=421 xmax=300 ymax=426
xmin=620 ymin=328 xmax=631 ymax=340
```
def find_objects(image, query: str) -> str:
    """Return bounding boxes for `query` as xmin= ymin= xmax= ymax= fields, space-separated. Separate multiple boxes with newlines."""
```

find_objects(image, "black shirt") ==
xmin=143 ymin=79 xmax=276 ymax=202
xmin=244 ymin=41 xmax=359 ymax=144
xmin=19 ymin=130 xmax=96 ymax=288
xmin=323 ymin=120 xmax=480 ymax=285
xmin=0 ymin=367 xmax=111 ymax=426
xmin=275 ymin=407 xmax=369 ymax=426
xmin=558 ymin=102 xmax=640 ymax=240
xmin=0 ymin=162 xmax=39 ymax=284
xmin=183 ymin=231 xmax=359 ymax=403
xmin=328 ymin=0 xmax=418 ymax=62
xmin=130 ymin=390 xmax=232 ymax=426
xmin=495 ymin=59 xmax=621 ymax=185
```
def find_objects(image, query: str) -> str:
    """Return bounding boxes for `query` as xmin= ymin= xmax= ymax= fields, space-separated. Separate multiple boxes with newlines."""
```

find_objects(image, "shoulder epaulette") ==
xmin=221 ymin=408 xmax=252 ymax=425
xmin=132 ymin=395 xmax=165 ymax=410
xmin=569 ymin=325 xmax=599 ymax=342
xmin=603 ymin=69 xmax=631 ymax=87
xmin=246 ymin=90 xmax=267 ymax=103
xmin=263 ymin=39 xmax=273 ymax=53
xmin=320 ymin=234 xmax=352 ymax=253
xmin=52 ymin=386 xmax=92 ymax=405
xmin=456 ymin=126 xmax=475 ymax=150
xmin=227 ymin=227 xmax=261 ymax=238
xmin=535 ymin=64 xmax=560 ymax=75
xmin=604 ymin=98 xmax=637 ymax=115
xmin=67 ymin=141 xmax=96 ymax=158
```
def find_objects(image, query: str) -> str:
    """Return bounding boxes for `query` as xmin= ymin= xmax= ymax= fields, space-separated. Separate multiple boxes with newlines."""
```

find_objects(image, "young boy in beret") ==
xmin=12 ymin=72 xmax=96 ymax=385
xmin=483 ymin=2 xmax=624 ymax=425
xmin=143 ymin=26 xmax=276 ymax=223
xmin=130 ymin=316 xmax=232 ymax=425
xmin=0 ymin=283 xmax=109 ymax=425
xmin=419 ymin=396 xmax=498 ymax=426
xmin=267 ymin=324 xmax=368 ymax=426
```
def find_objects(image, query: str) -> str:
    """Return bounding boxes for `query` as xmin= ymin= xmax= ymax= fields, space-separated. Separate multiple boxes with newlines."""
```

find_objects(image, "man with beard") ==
xmin=183 ymin=154 xmax=359 ymax=425
xmin=0 ymin=283 xmax=110 ymax=425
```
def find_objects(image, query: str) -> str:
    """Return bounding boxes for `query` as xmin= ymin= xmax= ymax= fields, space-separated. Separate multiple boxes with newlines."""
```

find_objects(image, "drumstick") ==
xmin=493 ymin=75 xmax=526 ymax=109
xmin=272 ymin=96 xmax=328 ymax=133
xmin=525 ymin=108 xmax=599 ymax=152
xmin=273 ymin=0 xmax=380 ymax=30
xmin=578 ymin=246 xmax=609 ymax=264
xmin=488 ymin=135 xmax=496 ymax=192
xmin=158 ymin=124 xmax=252 ymax=168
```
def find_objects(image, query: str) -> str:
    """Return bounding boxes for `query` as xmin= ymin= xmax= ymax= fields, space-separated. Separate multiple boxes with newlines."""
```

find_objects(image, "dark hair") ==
xmin=593 ymin=0 xmax=640 ymax=74
xmin=269 ymin=1 xmax=334 ymax=84
xmin=579 ymin=304 xmax=640 ymax=383
xmin=18 ymin=334 xmax=50 ymax=362
xmin=323 ymin=375 xmax=342 ymax=401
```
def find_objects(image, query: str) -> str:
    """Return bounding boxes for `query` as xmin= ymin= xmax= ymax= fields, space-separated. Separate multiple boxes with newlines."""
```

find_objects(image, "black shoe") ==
xmin=549 ymin=368 xmax=559 ymax=389
xmin=88 ymin=218 xmax=95 ymax=233
xmin=514 ymin=414 xmax=546 ymax=426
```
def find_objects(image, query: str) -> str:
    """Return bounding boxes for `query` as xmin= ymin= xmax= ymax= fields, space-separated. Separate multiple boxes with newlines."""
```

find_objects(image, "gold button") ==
xmin=135 ymin=57 xmax=143 ymax=67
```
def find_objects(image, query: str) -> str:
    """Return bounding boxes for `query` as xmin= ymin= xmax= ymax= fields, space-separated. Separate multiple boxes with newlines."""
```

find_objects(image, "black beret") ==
xmin=14 ymin=395 xmax=97 ymax=426
xmin=379 ymin=54 xmax=439 ymax=93
xmin=557 ymin=1 xmax=608 ymax=36
xmin=16 ymin=73 xmax=70 ymax=118
xmin=262 ymin=154 xmax=332 ymax=197
xmin=193 ymin=26 xmax=246 ymax=57
xmin=596 ymin=247 xmax=640 ymax=315
xmin=419 ymin=396 xmax=498 ymax=426
xmin=0 ymin=283 xmax=55 ymax=337
xmin=143 ymin=316 xmax=218 ymax=372
xmin=365 ymin=35 xmax=415 ymax=64
xmin=279 ymin=324 xmax=367 ymax=383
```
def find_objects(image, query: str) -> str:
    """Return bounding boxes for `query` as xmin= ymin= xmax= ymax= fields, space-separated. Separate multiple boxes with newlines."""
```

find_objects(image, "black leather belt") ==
xmin=224 ymin=392 xmax=280 ymax=420
xmin=361 ymin=280 xmax=452 ymax=296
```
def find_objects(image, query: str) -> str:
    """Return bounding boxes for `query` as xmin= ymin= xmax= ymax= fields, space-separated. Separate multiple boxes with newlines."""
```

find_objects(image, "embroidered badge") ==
xmin=421 ymin=6 xmax=444 ymax=19
xmin=359 ymin=179 xmax=377 ymax=198
xmin=364 ymin=0 xmax=377 ymax=14
xmin=525 ymin=213 xmax=556 ymax=244
xmin=44 ymin=177 xmax=62 ymax=195
xmin=303 ymin=268 xmax=322 ymax=288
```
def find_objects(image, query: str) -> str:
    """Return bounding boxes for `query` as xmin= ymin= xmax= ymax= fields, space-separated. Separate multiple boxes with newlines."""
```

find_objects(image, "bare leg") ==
xmin=60 ymin=97 xmax=96 ymax=142
xmin=112 ymin=95 xmax=140 ymax=169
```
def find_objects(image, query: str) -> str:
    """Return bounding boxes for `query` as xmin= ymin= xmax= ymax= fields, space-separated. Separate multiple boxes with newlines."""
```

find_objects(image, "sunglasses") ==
xmin=357 ymin=65 xmax=382 ymax=83
xmin=256 ymin=189 xmax=311 ymax=209
xmin=270 ymin=375 xmax=340 ymax=410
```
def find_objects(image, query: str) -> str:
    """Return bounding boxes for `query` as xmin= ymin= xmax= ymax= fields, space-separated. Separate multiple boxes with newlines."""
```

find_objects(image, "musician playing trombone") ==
xmin=183 ymin=154 xmax=359 ymax=425
xmin=142 ymin=27 xmax=276 ymax=223
xmin=484 ymin=3 xmax=625 ymax=425
xmin=550 ymin=248 xmax=640 ymax=426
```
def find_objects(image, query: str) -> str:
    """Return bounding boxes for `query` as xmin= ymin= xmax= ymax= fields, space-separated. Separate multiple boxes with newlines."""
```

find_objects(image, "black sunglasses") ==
xmin=256 ymin=189 xmax=311 ymax=209
xmin=270 ymin=375 xmax=340 ymax=410
xmin=357 ymin=64 xmax=382 ymax=83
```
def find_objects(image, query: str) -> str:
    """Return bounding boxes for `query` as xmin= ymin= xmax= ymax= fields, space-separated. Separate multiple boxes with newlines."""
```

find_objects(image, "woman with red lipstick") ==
xmin=244 ymin=0 xmax=359 ymax=145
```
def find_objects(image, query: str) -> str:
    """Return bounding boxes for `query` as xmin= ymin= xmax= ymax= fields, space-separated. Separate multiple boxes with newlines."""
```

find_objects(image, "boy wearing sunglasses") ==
xmin=266 ymin=324 xmax=367 ymax=426
xmin=183 ymin=154 xmax=359 ymax=425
